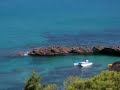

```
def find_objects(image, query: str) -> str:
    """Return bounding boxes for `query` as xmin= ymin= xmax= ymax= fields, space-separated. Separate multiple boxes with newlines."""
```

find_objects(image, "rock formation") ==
xmin=28 ymin=46 xmax=71 ymax=56
xmin=109 ymin=61 xmax=120 ymax=72
xmin=28 ymin=46 xmax=120 ymax=56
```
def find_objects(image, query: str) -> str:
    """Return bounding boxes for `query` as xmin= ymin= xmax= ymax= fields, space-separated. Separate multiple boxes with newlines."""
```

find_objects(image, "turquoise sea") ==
xmin=0 ymin=0 xmax=120 ymax=90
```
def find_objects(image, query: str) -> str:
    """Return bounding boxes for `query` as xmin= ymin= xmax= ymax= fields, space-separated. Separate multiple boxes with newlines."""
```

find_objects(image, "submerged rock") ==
xmin=28 ymin=46 xmax=120 ymax=56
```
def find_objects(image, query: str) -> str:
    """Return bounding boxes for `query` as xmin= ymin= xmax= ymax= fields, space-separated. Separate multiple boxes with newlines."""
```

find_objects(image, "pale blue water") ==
xmin=0 ymin=0 xmax=120 ymax=90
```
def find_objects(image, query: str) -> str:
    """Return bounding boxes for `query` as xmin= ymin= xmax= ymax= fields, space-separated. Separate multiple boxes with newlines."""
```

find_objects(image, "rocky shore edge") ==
xmin=109 ymin=61 xmax=120 ymax=72
xmin=27 ymin=46 xmax=120 ymax=56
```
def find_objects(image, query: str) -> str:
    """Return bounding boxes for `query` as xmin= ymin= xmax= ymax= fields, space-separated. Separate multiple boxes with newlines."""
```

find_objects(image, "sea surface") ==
xmin=0 ymin=0 xmax=120 ymax=90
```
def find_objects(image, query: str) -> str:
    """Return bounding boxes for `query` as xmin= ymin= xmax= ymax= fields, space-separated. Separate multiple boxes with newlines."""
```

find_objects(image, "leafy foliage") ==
xmin=43 ymin=84 xmax=58 ymax=90
xmin=24 ymin=71 xmax=43 ymax=90
xmin=24 ymin=71 xmax=120 ymax=90
xmin=64 ymin=71 xmax=120 ymax=90
xmin=24 ymin=71 xmax=58 ymax=90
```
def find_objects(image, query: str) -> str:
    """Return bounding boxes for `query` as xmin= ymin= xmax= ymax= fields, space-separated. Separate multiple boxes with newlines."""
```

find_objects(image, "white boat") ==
xmin=74 ymin=60 xmax=93 ymax=67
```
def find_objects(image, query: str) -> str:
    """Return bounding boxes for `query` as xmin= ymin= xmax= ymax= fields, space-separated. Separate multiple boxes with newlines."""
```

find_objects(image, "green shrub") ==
xmin=24 ymin=71 xmax=58 ymax=90
xmin=24 ymin=71 xmax=43 ymax=90
xmin=64 ymin=71 xmax=120 ymax=90
xmin=43 ymin=84 xmax=58 ymax=90
xmin=64 ymin=76 xmax=81 ymax=90
xmin=24 ymin=71 xmax=120 ymax=90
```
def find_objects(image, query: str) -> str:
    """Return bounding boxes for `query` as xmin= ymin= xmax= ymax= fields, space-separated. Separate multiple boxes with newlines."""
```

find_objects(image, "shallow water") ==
xmin=0 ymin=55 xmax=120 ymax=90
xmin=0 ymin=0 xmax=120 ymax=90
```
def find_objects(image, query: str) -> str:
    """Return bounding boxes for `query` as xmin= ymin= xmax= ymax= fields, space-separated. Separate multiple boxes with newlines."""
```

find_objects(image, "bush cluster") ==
xmin=24 ymin=71 xmax=120 ymax=90
xmin=64 ymin=71 xmax=120 ymax=90
xmin=24 ymin=71 xmax=58 ymax=90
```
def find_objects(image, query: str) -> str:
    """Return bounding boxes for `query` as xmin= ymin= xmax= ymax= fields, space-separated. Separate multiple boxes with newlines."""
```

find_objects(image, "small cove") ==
xmin=0 ymin=54 xmax=119 ymax=90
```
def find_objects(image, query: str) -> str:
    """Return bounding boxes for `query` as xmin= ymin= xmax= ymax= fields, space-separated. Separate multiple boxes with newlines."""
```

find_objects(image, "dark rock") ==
xmin=92 ymin=46 xmax=104 ymax=54
xmin=100 ymin=47 xmax=120 ymax=56
xmin=109 ymin=61 xmax=120 ymax=72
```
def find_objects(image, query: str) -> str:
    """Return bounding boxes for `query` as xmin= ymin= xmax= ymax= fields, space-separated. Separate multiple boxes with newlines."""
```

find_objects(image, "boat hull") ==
xmin=74 ymin=62 xmax=93 ymax=67
xmin=81 ymin=63 xmax=93 ymax=67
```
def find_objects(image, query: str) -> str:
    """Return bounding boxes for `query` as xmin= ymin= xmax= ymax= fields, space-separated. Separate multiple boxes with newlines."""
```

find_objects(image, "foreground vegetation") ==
xmin=64 ymin=71 xmax=120 ymax=90
xmin=24 ymin=71 xmax=120 ymax=90
xmin=24 ymin=72 xmax=58 ymax=90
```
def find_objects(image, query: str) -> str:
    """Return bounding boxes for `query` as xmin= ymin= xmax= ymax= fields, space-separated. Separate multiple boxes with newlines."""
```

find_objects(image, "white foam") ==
xmin=23 ymin=51 xmax=29 ymax=56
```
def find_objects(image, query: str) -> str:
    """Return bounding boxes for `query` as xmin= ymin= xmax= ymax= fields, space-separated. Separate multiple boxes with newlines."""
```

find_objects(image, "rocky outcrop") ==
xmin=99 ymin=47 xmax=120 ymax=56
xmin=109 ymin=61 xmax=120 ymax=72
xmin=70 ymin=47 xmax=93 ymax=54
xmin=93 ymin=47 xmax=120 ymax=55
xmin=29 ymin=46 xmax=71 ymax=56
xmin=28 ymin=46 xmax=120 ymax=56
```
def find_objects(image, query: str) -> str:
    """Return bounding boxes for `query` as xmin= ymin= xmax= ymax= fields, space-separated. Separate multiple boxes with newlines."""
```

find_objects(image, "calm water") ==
xmin=0 ymin=0 xmax=120 ymax=90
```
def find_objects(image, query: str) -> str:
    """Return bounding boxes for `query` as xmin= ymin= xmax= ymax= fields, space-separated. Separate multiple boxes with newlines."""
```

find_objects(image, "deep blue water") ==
xmin=0 ymin=0 xmax=120 ymax=90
